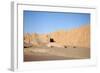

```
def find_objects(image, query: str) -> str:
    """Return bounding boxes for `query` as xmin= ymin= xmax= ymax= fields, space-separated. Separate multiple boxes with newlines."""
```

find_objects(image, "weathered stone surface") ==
xmin=24 ymin=25 xmax=90 ymax=48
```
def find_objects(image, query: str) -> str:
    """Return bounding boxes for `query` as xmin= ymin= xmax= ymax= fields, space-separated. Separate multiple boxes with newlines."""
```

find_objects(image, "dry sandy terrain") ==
xmin=24 ymin=46 xmax=90 ymax=61
xmin=24 ymin=25 xmax=90 ymax=61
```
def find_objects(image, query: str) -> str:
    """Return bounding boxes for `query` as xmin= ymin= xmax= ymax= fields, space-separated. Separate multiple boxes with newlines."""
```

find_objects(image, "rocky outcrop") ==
xmin=49 ymin=25 xmax=90 ymax=48
xmin=24 ymin=25 xmax=90 ymax=48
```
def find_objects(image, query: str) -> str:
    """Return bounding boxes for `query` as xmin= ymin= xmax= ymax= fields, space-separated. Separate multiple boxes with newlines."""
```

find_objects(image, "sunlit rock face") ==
xmin=24 ymin=25 xmax=90 ymax=48
xmin=49 ymin=25 xmax=90 ymax=48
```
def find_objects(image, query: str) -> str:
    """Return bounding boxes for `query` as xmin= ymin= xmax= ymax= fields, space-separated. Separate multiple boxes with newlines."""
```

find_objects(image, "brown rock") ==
xmin=24 ymin=25 xmax=90 ymax=48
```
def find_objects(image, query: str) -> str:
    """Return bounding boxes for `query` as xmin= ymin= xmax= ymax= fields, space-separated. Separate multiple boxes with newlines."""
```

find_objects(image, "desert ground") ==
xmin=24 ymin=25 xmax=90 ymax=61
xmin=24 ymin=46 xmax=90 ymax=61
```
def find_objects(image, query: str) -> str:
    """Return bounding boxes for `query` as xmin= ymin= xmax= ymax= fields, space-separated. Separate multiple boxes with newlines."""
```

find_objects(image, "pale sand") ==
xmin=24 ymin=47 xmax=90 ymax=62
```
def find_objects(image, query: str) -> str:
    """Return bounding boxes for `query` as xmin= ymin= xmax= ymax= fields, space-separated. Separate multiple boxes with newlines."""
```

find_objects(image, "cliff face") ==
xmin=24 ymin=25 xmax=90 ymax=48
xmin=24 ymin=33 xmax=49 ymax=47
xmin=50 ymin=25 xmax=90 ymax=48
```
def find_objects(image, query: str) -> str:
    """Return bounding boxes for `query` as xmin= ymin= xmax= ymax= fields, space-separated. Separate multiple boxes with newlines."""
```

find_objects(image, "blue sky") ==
xmin=24 ymin=10 xmax=90 ymax=34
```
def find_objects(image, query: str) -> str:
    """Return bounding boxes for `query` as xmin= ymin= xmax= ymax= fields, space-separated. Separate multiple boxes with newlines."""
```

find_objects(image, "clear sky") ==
xmin=24 ymin=10 xmax=90 ymax=34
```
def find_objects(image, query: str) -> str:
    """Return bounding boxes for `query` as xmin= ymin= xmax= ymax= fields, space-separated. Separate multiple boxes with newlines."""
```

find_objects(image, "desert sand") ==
xmin=24 ymin=47 xmax=90 ymax=61
xmin=24 ymin=25 xmax=90 ymax=61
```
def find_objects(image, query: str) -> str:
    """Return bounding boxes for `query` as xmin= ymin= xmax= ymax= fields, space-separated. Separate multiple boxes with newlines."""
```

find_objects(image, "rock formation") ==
xmin=24 ymin=25 xmax=90 ymax=48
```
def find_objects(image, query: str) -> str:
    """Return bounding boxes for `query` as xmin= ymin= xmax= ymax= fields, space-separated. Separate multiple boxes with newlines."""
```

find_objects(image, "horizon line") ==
xmin=24 ymin=24 xmax=90 ymax=35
